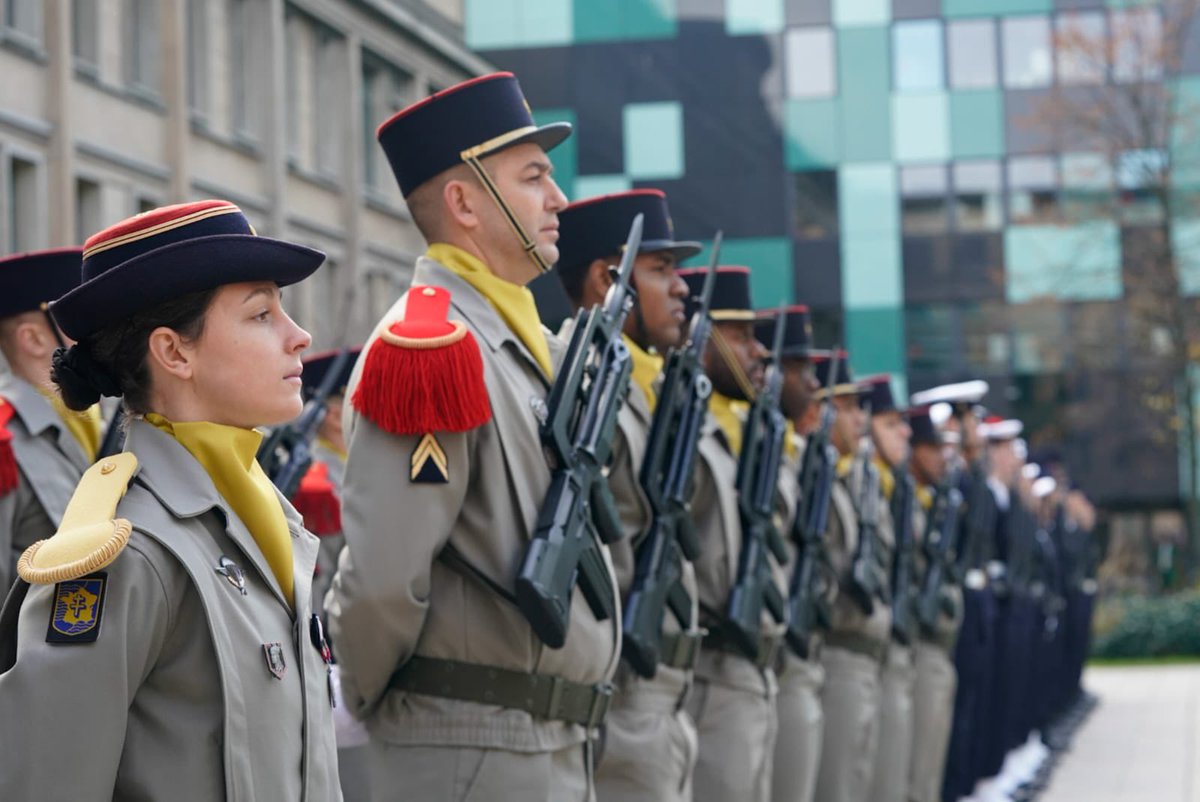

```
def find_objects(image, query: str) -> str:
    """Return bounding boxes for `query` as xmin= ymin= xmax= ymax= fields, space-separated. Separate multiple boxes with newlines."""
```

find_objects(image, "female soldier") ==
xmin=0 ymin=200 xmax=342 ymax=801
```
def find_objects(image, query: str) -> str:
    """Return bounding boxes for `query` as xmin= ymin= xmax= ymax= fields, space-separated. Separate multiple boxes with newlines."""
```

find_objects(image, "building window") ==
xmin=1008 ymin=156 xmax=1059 ymax=225
xmin=893 ymin=20 xmax=943 ymax=92
xmin=3 ymin=0 xmax=41 ymax=43
xmin=900 ymin=164 xmax=949 ymax=234
xmin=952 ymin=160 xmax=1002 ymax=232
xmin=1111 ymin=7 xmax=1162 ymax=84
xmin=362 ymin=52 xmax=413 ymax=193
xmin=7 ymin=156 xmax=41 ymax=253
xmin=1002 ymin=15 xmax=1052 ymax=89
xmin=948 ymin=19 xmax=996 ymax=90
xmin=1117 ymin=148 xmax=1166 ymax=224
xmin=792 ymin=170 xmax=839 ymax=240
xmin=72 ymin=0 xmax=98 ymax=69
xmin=312 ymin=24 xmax=343 ymax=177
xmin=1061 ymin=152 xmax=1113 ymax=220
xmin=230 ymin=0 xmax=260 ymax=140
xmin=75 ymin=178 xmax=102 ymax=245
xmin=784 ymin=27 xmax=836 ymax=98
xmin=124 ymin=0 xmax=161 ymax=94
xmin=1055 ymin=11 xmax=1106 ymax=86
xmin=187 ymin=0 xmax=209 ymax=116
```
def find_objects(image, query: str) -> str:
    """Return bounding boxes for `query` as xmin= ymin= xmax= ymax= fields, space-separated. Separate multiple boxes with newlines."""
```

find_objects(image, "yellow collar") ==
xmin=783 ymin=420 xmax=798 ymax=461
xmin=40 ymin=388 xmax=102 ymax=462
xmin=624 ymin=335 xmax=663 ymax=413
xmin=837 ymin=453 xmax=854 ymax=479
xmin=146 ymin=414 xmax=294 ymax=607
xmin=874 ymin=456 xmax=896 ymax=501
xmin=428 ymin=242 xmax=553 ymax=379
xmin=917 ymin=484 xmax=934 ymax=512
xmin=709 ymin=392 xmax=744 ymax=456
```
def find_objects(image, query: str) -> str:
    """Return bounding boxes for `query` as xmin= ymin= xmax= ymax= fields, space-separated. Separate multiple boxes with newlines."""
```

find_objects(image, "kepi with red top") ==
xmin=554 ymin=189 xmax=701 ymax=277
xmin=754 ymin=304 xmax=813 ymax=359
xmin=811 ymin=349 xmax=862 ymax=398
xmin=352 ymin=285 xmax=491 ymax=436
xmin=858 ymin=374 xmax=900 ymax=415
xmin=678 ymin=265 xmax=754 ymax=321
xmin=0 ymin=248 xmax=83 ymax=320
xmin=50 ymin=200 xmax=325 ymax=341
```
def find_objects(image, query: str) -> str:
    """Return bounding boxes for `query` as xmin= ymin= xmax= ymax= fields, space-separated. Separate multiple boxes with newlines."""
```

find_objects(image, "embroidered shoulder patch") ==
xmin=411 ymin=432 xmax=449 ymax=484
xmin=46 ymin=572 xmax=107 ymax=644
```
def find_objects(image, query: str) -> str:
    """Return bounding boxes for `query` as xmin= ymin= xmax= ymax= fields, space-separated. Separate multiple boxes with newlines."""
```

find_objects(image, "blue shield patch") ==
xmin=46 ymin=573 xmax=107 ymax=644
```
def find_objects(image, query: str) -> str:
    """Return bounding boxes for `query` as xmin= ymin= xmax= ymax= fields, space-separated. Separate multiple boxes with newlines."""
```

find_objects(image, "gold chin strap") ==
xmin=710 ymin=325 xmax=758 ymax=402
xmin=460 ymin=148 xmax=550 ymax=275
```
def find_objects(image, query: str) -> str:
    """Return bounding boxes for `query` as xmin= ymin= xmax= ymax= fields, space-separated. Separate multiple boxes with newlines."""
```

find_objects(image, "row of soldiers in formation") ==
xmin=0 ymin=70 xmax=1097 ymax=802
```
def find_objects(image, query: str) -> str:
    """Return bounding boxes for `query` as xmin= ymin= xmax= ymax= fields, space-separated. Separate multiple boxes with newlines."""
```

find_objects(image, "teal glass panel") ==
xmin=838 ymin=27 xmax=892 ymax=162
xmin=949 ymin=89 xmax=1003 ymax=158
xmin=1005 ymin=222 xmax=1122 ymax=302
xmin=464 ymin=0 xmax=521 ymax=49
xmin=533 ymin=107 xmax=577 ymax=202
xmin=893 ymin=92 xmax=949 ymax=163
xmin=845 ymin=306 xmax=907 ymax=386
xmin=784 ymin=98 xmax=840 ymax=169
xmin=623 ymin=101 xmax=684 ymax=179
xmin=834 ymin=0 xmax=890 ymax=27
xmin=942 ymin=0 xmax=1050 ymax=17
xmin=1171 ymin=77 xmax=1200 ymax=190
xmin=521 ymin=0 xmax=574 ymax=46
xmin=1171 ymin=218 xmax=1200 ymax=296
xmin=893 ymin=20 xmax=943 ymax=91
xmin=839 ymin=163 xmax=899 ymax=238
xmin=573 ymin=0 xmax=676 ymax=43
xmin=843 ymin=236 xmax=903 ymax=307
xmin=685 ymin=237 xmax=795 ymax=307
xmin=573 ymin=174 xmax=631 ymax=199
xmin=726 ymin=0 xmax=784 ymax=35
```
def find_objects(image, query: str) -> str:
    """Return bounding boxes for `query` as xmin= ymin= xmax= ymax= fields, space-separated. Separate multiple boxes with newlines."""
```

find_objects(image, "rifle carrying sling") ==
xmin=388 ymin=656 xmax=614 ymax=728
xmin=824 ymin=631 xmax=888 ymax=663
xmin=701 ymin=629 xmax=783 ymax=672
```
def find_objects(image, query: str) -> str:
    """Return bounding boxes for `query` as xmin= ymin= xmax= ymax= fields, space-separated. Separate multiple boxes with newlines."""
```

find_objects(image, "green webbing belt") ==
xmin=389 ymin=655 xmax=614 ymax=728
xmin=660 ymin=630 xmax=703 ymax=671
xmin=824 ymin=630 xmax=888 ymax=663
xmin=701 ymin=630 xmax=782 ymax=671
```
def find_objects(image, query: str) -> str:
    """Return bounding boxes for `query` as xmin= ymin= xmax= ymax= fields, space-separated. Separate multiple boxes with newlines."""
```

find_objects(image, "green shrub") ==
xmin=1092 ymin=591 xmax=1200 ymax=659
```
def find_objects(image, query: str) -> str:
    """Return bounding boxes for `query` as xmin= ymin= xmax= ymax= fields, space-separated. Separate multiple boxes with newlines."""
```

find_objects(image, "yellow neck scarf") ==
xmin=428 ymin=242 xmax=553 ymax=380
xmin=874 ymin=456 xmax=896 ymax=501
xmin=316 ymin=436 xmax=347 ymax=462
xmin=41 ymin=389 xmax=102 ymax=462
xmin=917 ymin=484 xmax=934 ymax=512
xmin=624 ymin=335 xmax=663 ymax=413
xmin=710 ymin=392 xmax=744 ymax=456
xmin=146 ymin=414 xmax=294 ymax=607
xmin=784 ymin=420 xmax=798 ymax=461
xmin=837 ymin=453 xmax=854 ymax=479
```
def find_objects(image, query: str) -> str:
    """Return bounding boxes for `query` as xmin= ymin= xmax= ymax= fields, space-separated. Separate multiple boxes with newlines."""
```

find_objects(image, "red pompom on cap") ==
xmin=352 ymin=286 xmax=492 ymax=436
xmin=0 ymin=401 xmax=18 ymax=496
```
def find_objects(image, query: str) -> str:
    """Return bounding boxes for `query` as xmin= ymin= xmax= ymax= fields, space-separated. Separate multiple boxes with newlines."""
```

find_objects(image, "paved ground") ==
xmin=1040 ymin=663 xmax=1200 ymax=802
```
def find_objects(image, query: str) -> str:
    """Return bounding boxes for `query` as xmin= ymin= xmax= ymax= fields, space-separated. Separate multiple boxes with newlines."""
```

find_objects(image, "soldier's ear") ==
xmin=13 ymin=317 xmax=55 ymax=360
xmin=442 ymin=178 xmax=480 ymax=231
xmin=145 ymin=325 xmax=195 ymax=382
xmin=583 ymin=257 xmax=615 ymax=305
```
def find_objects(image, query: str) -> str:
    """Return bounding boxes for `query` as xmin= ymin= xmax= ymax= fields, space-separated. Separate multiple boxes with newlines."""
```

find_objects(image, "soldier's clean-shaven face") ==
xmin=780 ymin=358 xmax=817 ymax=424
xmin=832 ymin=394 xmax=864 ymax=455
xmin=871 ymin=410 xmax=911 ymax=468
xmin=705 ymin=320 xmax=767 ymax=401
xmin=587 ymin=249 xmax=689 ymax=353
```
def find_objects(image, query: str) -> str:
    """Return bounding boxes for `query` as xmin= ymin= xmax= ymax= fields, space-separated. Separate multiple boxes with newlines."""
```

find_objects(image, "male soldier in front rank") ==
xmin=812 ymin=351 xmax=893 ymax=802
xmin=904 ymin=405 xmax=963 ymax=802
xmin=551 ymin=188 xmax=703 ymax=801
xmin=327 ymin=72 xmax=620 ymax=800
xmin=0 ymin=248 xmax=97 ymax=593
xmin=859 ymin=375 xmax=916 ymax=802
xmin=753 ymin=307 xmax=829 ymax=802
xmin=677 ymin=265 xmax=783 ymax=802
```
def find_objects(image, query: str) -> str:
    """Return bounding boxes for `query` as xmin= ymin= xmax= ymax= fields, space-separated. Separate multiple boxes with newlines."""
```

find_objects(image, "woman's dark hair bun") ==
xmin=51 ymin=345 xmax=122 ymax=411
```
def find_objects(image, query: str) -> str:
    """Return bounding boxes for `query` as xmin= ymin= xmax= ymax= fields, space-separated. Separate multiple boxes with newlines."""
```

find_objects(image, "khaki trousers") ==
xmin=770 ymin=653 xmax=825 ymax=802
xmin=907 ymin=642 xmax=957 ymax=802
xmin=814 ymin=645 xmax=884 ymax=802
xmin=595 ymin=667 xmax=697 ymax=802
xmin=869 ymin=645 xmax=916 ymax=802
xmin=367 ymin=741 xmax=592 ymax=801
xmin=687 ymin=652 xmax=778 ymax=802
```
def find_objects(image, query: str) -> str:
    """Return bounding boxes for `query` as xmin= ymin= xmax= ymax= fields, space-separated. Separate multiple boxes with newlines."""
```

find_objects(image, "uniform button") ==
xmin=100 ymin=461 xmax=116 ymax=475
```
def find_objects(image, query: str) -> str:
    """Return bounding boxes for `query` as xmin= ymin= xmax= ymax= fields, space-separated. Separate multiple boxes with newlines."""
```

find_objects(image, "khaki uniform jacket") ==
xmin=0 ymin=419 xmax=340 ymax=801
xmin=826 ymin=463 xmax=892 ymax=645
xmin=327 ymin=257 xmax=620 ymax=753
xmin=912 ymin=490 xmax=963 ymax=652
xmin=0 ymin=374 xmax=92 ymax=591
xmin=309 ymin=441 xmax=345 ymax=619
xmin=691 ymin=415 xmax=783 ymax=695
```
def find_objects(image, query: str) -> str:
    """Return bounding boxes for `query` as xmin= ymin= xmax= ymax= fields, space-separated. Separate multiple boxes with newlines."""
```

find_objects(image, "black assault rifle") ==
xmin=724 ymin=306 xmax=790 ymax=660
xmin=889 ymin=462 xmax=918 ymax=645
xmin=621 ymin=233 xmax=722 ymax=678
xmin=514 ymin=214 xmax=644 ymax=648
xmin=257 ymin=346 xmax=354 ymax=499
xmin=783 ymin=351 xmax=840 ymax=659
xmin=916 ymin=469 xmax=964 ymax=635
xmin=847 ymin=424 xmax=890 ymax=615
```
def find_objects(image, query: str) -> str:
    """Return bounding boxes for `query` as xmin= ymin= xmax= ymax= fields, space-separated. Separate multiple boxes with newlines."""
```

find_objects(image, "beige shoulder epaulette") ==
xmin=17 ymin=452 xmax=138 ymax=585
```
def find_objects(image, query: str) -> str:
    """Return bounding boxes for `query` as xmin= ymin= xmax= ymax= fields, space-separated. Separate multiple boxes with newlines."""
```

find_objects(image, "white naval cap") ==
xmin=1032 ymin=475 xmax=1058 ymax=498
xmin=1021 ymin=462 xmax=1041 ymax=480
xmin=979 ymin=417 xmax=1023 ymax=442
xmin=930 ymin=402 xmax=954 ymax=427
xmin=910 ymin=379 xmax=990 ymax=408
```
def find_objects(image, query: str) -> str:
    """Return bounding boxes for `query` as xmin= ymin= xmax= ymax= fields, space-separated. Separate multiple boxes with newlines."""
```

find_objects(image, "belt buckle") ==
xmin=586 ymin=682 xmax=614 ymax=729
xmin=758 ymin=635 xmax=782 ymax=671
xmin=670 ymin=630 xmax=702 ymax=670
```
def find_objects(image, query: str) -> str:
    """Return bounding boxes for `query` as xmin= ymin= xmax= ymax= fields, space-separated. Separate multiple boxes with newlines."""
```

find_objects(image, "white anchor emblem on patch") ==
xmin=215 ymin=556 xmax=247 ymax=596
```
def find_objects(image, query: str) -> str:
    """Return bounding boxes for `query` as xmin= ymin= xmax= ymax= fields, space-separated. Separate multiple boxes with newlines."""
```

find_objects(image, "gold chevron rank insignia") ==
xmin=410 ymin=433 xmax=449 ymax=484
